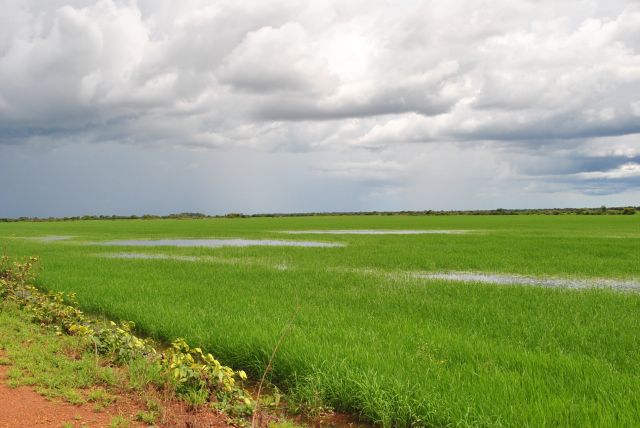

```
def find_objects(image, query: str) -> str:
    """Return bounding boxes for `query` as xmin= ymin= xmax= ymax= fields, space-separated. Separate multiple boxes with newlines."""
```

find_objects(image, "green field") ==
xmin=1 ymin=215 xmax=639 ymax=427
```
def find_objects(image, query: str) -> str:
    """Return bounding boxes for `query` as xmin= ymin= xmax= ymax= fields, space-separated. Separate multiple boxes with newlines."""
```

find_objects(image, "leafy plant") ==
xmin=1 ymin=256 xmax=253 ymax=416
xmin=162 ymin=338 xmax=251 ymax=410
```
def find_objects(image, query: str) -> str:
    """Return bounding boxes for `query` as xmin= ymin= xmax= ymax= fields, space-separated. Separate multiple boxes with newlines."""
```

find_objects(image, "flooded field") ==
xmin=24 ymin=236 xmax=74 ymax=242
xmin=417 ymin=271 xmax=640 ymax=291
xmin=280 ymin=229 xmax=469 ymax=235
xmin=101 ymin=253 xmax=199 ymax=261
xmin=94 ymin=238 xmax=344 ymax=248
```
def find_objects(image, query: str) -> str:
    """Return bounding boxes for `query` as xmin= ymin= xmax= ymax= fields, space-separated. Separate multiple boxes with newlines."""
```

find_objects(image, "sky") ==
xmin=1 ymin=0 xmax=639 ymax=217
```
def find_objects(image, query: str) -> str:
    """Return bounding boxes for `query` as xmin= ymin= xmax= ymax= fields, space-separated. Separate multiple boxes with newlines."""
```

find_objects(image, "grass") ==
xmin=1 ymin=214 xmax=639 ymax=426
xmin=135 ymin=410 xmax=157 ymax=425
xmin=0 ymin=305 xmax=120 ymax=402
xmin=109 ymin=415 xmax=131 ymax=428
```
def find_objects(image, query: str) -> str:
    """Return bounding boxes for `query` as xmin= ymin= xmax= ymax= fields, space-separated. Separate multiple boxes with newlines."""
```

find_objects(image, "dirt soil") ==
xmin=0 ymin=364 xmax=135 ymax=427
xmin=0 ymin=363 xmax=231 ymax=428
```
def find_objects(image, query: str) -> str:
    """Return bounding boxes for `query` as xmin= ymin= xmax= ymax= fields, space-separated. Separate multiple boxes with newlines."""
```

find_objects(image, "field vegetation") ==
xmin=0 ymin=256 xmax=260 ymax=427
xmin=1 ymin=214 xmax=639 ymax=426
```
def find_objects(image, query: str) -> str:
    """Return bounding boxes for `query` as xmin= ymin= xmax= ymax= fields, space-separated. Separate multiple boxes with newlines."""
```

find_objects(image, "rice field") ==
xmin=1 ymin=214 xmax=639 ymax=427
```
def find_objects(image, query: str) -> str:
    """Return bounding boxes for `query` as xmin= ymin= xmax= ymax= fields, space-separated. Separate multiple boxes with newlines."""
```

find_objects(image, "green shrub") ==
xmin=162 ymin=338 xmax=251 ymax=410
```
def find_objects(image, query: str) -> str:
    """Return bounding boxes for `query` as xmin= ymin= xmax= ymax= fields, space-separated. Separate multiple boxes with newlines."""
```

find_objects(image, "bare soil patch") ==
xmin=0 ymin=354 xmax=233 ymax=428
xmin=0 ymin=363 xmax=141 ymax=428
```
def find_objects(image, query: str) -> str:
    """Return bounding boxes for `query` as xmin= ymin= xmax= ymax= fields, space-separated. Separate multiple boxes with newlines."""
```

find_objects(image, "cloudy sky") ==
xmin=1 ymin=0 xmax=639 ymax=217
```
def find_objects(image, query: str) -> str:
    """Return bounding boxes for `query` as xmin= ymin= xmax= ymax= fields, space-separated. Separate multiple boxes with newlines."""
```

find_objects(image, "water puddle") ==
xmin=280 ymin=230 xmax=470 ymax=235
xmin=98 ymin=253 xmax=293 ymax=270
xmin=416 ymin=272 xmax=640 ymax=291
xmin=23 ymin=236 xmax=74 ymax=242
xmin=102 ymin=253 xmax=199 ymax=261
xmin=94 ymin=238 xmax=344 ymax=248
xmin=96 ymin=254 xmax=639 ymax=292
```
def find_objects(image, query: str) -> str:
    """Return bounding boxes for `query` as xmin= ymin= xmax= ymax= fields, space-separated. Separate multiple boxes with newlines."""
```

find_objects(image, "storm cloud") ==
xmin=0 ymin=0 xmax=639 ymax=216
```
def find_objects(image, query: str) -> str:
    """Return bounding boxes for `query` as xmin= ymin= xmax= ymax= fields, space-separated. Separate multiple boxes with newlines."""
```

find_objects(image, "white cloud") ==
xmin=2 ymin=0 xmax=639 ymax=148
xmin=217 ymin=22 xmax=334 ymax=94
xmin=576 ymin=162 xmax=640 ymax=179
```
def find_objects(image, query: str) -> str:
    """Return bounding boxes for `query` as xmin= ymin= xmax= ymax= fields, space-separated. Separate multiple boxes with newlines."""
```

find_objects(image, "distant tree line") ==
xmin=0 ymin=206 xmax=637 ymax=222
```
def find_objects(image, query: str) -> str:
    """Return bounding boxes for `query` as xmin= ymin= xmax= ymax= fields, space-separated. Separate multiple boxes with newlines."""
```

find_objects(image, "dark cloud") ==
xmin=556 ymin=174 xmax=640 ymax=196
xmin=518 ymin=155 xmax=640 ymax=176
